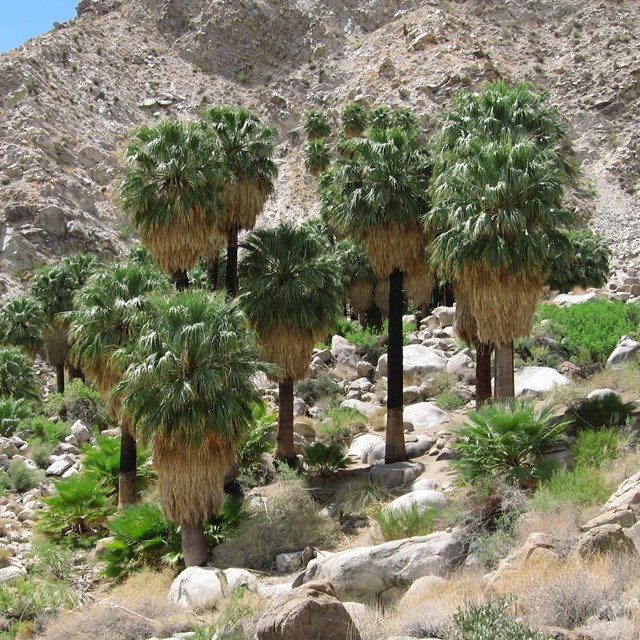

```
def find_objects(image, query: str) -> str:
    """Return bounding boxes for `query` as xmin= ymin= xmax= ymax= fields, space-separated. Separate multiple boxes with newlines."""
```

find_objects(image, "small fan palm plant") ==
xmin=341 ymin=103 xmax=369 ymax=138
xmin=0 ymin=296 xmax=46 ymax=357
xmin=0 ymin=347 xmax=39 ymax=401
xmin=302 ymin=109 xmax=331 ymax=139
xmin=304 ymin=139 xmax=332 ymax=176
xmin=451 ymin=400 xmax=568 ymax=489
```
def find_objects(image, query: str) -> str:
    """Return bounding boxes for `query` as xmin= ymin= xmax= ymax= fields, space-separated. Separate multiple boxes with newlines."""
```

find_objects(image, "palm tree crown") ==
xmin=0 ymin=297 xmax=46 ymax=357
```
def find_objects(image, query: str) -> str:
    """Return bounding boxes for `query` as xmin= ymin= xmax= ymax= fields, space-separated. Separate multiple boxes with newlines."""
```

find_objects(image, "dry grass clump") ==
xmin=212 ymin=479 xmax=340 ymax=570
xmin=516 ymin=507 xmax=583 ymax=547
xmin=346 ymin=603 xmax=395 ymax=640
xmin=42 ymin=570 xmax=193 ymax=640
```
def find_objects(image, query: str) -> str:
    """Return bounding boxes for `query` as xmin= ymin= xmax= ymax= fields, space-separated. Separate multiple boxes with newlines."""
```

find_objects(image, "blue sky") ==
xmin=0 ymin=0 xmax=78 ymax=54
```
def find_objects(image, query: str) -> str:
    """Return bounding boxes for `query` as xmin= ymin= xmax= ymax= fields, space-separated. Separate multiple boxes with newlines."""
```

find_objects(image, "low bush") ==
xmin=212 ymin=479 xmax=339 ymax=570
xmin=337 ymin=480 xmax=390 ymax=516
xmin=27 ymin=438 xmax=54 ymax=468
xmin=236 ymin=402 xmax=276 ymax=470
xmin=376 ymin=504 xmax=439 ymax=541
xmin=537 ymin=299 xmax=640 ymax=367
xmin=61 ymin=379 xmax=112 ymax=430
xmin=0 ymin=576 xmax=73 ymax=626
xmin=568 ymin=393 xmax=635 ymax=432
xmin=435 ymin=388 xmax=468 ymax=411
xmin=572 ymin=427 xmax=622 ymax=469
xmin=23 ymin=415 xmax=71 ymax=445
xmin=303 ymin=442 xmax=349 ymax=478
xmin=316 ymin=407 xmax=367 ymax=446
xmin=8 ymin=459 xmax=44 ymax=492
xmin=295 ymin=371 xmax=342 ymax=406
xmin=451 ymin=401 xmax=568 ymax=488
xmin=0 ymin=397 xmax=30 ymax=437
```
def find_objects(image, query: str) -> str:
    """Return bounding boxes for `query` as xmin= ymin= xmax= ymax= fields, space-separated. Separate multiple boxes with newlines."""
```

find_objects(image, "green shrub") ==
xmin=303 ymin=442 xmax=349 ymax=478
xmin=236 ymin=402 xmax=276 ymax=470
xmin=0 ymin=576 xmax=73 ymax=623
xmin=61 ymin=379 xmax=111 ymax=429
xmin=537 ymin=300 xmax=640 ymax=367
xmin=453 ymin=598 xmax=553 ymax=639
xmin=8 ymin=459 xmax=44 ymax=492
xmin=0 ymin=397 xmax=29 ymax=437
xmin=28 ymin=438 xmax=54 ymax=468
xmin=317 ymin=407 xmax=367 ymax=446
xmin=435 ymin=389 xmax=467 ymax=411
xmin=295 ymin=371 xmax=342 ymax=405
xmin=81 ymin=435 xmax=154 ymax=497
xmin=451 ymin=400 xmax=568 ymax=488
xmin=572 ymin=427 xmax=622 ymax=469
xmin=22 ymin=414 xmax=70 ymax=444
xmin=338 ymin=480 xmax=390 ymax=515
xmin=43 ymin=391 xmax=65 ymax=418
xmin=0 ymin=470 xmax=12 ymax=494
xmin=37 ymin=473 xmax=114 ymax=545
xmin=568 ymin=393 xmax=635 ymax=432
xmin=376 ymin=503 xmax=438 ymax=541
xmin=333 ymin=317 xmax=359 ymax=338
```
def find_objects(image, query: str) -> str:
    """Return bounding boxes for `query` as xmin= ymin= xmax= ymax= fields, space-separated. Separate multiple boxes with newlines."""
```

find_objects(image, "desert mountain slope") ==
xmin=0 ymin=0 xmax=638 ymax=292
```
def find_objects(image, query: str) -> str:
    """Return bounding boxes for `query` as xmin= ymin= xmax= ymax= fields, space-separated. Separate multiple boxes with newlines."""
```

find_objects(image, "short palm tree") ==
xmin=336 ymin=239 xmax=376 ymax=327
xmin=30 ymin=254 xmax=97 ymax=393
xmin=115 ymin=290 xmax=267 ymax=566
xmin=67 ymin=262 xmax=170 ymax=506
xmin=430 ymin=82 xmax=576 ymax=398
xmin=341 ymin=104 xmax=369 ymax=138
xmin=239 ymin=224 xmax=343 ymax=464
xmin=120 ymin=119 xmax=222 ymax=290
xmin=0 ymin=296 xmax=46 ymax=357
xmin=321 ymin=127 xmax=431 ymax=463
xmin=201 ymin=107 xmax=278 ymax=298
xmin=302 ymin=109 xmax=331 ymax=140
xmin=0 ymin=347 xmax=39 ymax=401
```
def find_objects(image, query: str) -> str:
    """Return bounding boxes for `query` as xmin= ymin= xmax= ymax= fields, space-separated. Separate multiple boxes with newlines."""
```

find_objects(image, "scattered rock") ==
xmin=572 ymin=524 xmax=636 ymax=558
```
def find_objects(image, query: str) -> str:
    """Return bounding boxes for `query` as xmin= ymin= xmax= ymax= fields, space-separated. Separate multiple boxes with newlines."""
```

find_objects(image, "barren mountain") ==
xmin=0 ymin=0 xmax=638 ymax=293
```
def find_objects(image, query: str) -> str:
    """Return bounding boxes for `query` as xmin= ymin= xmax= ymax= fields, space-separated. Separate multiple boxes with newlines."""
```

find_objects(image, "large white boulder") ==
xmin=377 ymin=345 xmax=447 ymax=385
xmin=553 ymin=292 xmax=597 ymax=307
xmin=71 ymin=420 xmax=91 ymax=444
xmin=369 ymin=461 xmax=424 ymax=488
xmin=514 ymin=367 xmax=570 ymax=397
xmin=403 ymin=402 xmax=449 ymax=430
xmin=607 ymin=336 xmax=640 ymax=368
xmin=340 ymin=399 xmax=385 ymax=421
xmin=347 ymin=433 xmax=384 ymax=462
xmin=381 ymin=490 xmax=448 ymax=517
xmin=331 ymin=335 xmax=358 ymax=367
xmin=0 ymin=566 xmax=26 ymax=584
xmin=298 ymin=530 xmax=464 ymax=602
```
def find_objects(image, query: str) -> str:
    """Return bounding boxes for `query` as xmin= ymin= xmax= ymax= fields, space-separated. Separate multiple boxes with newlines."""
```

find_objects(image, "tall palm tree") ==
xmin=201 ymin=107 xmax=278 ymax=298
xmin=120 ymin=119 xmax=223 ymax=290
xmin=239 ymin=224 xmax=343 ymax=465
xmin=67 ymin=263 xmax=170 ymax=507
xmin=431 ymin=125 xmax=575 ymax=397
xmin=115 ymin=290 xmax=267 ymax=566
xmin=29 ymin=254 xmax=97 ymax=393
xmin=0 ymin=296 xmax=46 ymax=357
xmin=321 ymin=127 xmax=431 ymax=463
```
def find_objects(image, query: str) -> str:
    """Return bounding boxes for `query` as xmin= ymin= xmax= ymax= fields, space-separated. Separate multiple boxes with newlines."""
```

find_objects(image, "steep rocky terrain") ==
xmin=0 ymin=0 xmax=639 ymax=292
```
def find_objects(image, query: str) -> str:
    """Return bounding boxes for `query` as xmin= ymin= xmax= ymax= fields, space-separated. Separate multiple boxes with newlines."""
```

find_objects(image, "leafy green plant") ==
xmin=38 ymin=473 xmax=114 ymax=545
xmin=0 ymin=347 xmax=39 ymax=401
xmin=8 ymin=459 xmax=44 ymax=492
xmin=303 ymin=442 xmax=349 ymax=478
xmin=295 ymin=371 xmax=342 ymax=405
xmin=453 ymin=598 xmax=553 ymax=639
xmin=537 ymin=300 xmax=640 ymax=367
xmin=62 ymin=379 xmax=111 ymax=429
xmin=22 ymin=415 xmax=70 ymax=444
xmin=27 ymin=438 xmax=54 ymax=468
xmin=0 ymin=577 xmax=73 ymax=625
xmin=236 ymin=402 xmax=276 ymax=470
xmin=0 ymin=397 xmax=30 ymax=437
xmin=317 ymin=407 xmax=367 ymax=445
xmin=451 ymin=400 xmax=568 ymax=488
xmin=568 ymin=393 xmax=635 ymax=432
xmin=572 ymin=427 xmax=622 ymax=469
xmin=338 ymin=480 xmax=390 ymax=515
xmin=435 ymin=389 xmax=467 ymax=410
xmin=341 ymin=103 xmax=369 ymax=137
xmin=376 ymin=503 xmax=439 ymax=541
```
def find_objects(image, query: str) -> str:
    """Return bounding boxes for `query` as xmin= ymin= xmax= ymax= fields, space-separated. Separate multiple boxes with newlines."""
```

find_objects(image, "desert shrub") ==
xmin=43 ymin=391 xmax=65 ymax=418
xmin=303 ymin=442 xmax=349 ymax=478
xmin=451 ymin=401 xmax=568 ymax=488
xmin=8 ymin=459 xmax=44 ymax=492
xmin=317 ymin=407 xmax=367 ymax=445
xmin=537 ymin=300 xmax=640 ymax=367
xmin=28 ymin=438 xmax=54 ymax=468
xmin=376 ymin=504 xmax=439 ymax=541
xmin=295 ymin=371 xmax=342 ymax=405
xmin=453 ymin=598 xmax=553 ymax=639
xmin=212 ymin=479 xmax=339 ymax=569
xmin=30 ymin=541 xmax=75 ymax=582
xmin=333 ymin=316 xmax=359 ymax=338
xmin=0 ymin=577 xmax=73 ymax=625
xmin=81 ymin=435 xmax=154 ymax=497
xmin=435 ymin=388 xmax=468 ymax=410
xmin=338 ymin=480 xmax=390 ymax=516
xmin=568 ymin=393 xmax=635 ymax=432
xmin=572 ymin=427 xmax=622 ymax=469
xmin=515 ymin=338 xmax=565 ymax=369
xmin=0 ymin=397 xmax=30 ymax=437
xmin=37 ymin=473 xmax=114 ymax=545
xmin=22 ymin=415 xmax=71 ymax=444
xmin=0 ymin=471 xmax=11 ymax=494
xmin=61 ymin=379 xmax=111 ymax=429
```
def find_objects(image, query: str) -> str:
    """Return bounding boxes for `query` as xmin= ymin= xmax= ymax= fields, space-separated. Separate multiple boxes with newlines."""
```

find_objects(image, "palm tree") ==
xmin=29 ymin=254 xmax=97 ymax=393
xmin=0 ymin=347 xmax=39 ymax=401
xmin=0 ymin=296 xmax=46 ymax=357
xmin=430 ymin=82 xmax=576 ymax=398
xmin=302 ymin=109 xmax=331 ymax=140
xmin=405 ymin=250 xmax=436 ymax=319
xmin=341 ymin=104 xmax=369 ymax=138
xmin=201 ymin=107 xmax=278 ymax=298
xmin=239 ymin=224 xmax=343 ymax=465
xmin=67 ymin=262 xmax=170 ymax=507
xmin=120 ymin=119 xmax=222 ymax=290
xmin=321 ymin=127 xmax=431 ymax=463
xmin=115 ymin=290 xmax=267 ymax=566
xmin=336 ymin=239 xmax=376 ymax=327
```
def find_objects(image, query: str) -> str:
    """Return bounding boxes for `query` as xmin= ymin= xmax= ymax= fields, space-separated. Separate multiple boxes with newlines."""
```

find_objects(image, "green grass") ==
xmin=571 ymin=427 xmax=622 ymax=469
xmin=376 ymin=503 xmax=439 ymax=541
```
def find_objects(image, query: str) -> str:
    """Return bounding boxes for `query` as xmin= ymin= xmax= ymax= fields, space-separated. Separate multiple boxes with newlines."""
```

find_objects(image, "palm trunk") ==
xmin=173 ymin=269 xmax=189 ymax=292
xmin=275 ymin=377 xmax=297 ymax=466
xmin=226 ymin=226 xmax=239 ymax=299
xmin=385 ymin=269 xmax=408 ymax=464
xmin=358 ymin=311 xmax=366 ymax=329
xmin=118 ymin=419 xmax=137 ymax=508
xmin=495 ymin=341 xmax=515 ymax=399
xmin=56 ymin=364 xmax=65 ymax=394
xmin=476 ymin=341 xmax=493 ymax=406
xmin=443 ymin=281 xmax=453 ymax=307
xmin=181 ymin=522 xmax=208 ymax=567
xmin=421 ymin=303 xmax=428 ymax=322
xmin=67 ymin=363 xmax=85 ymax=383
xmin=207 ymin=253 xmax=220 ymax=292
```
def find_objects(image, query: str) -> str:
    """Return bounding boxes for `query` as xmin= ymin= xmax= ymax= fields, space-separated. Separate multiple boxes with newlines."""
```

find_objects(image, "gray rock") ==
xmin=0 ymin=439 xmax=19 ymax=459
xmin=36 ymin=205 xmax=67 ymax=238
xmin=378 ymin=346 xmax=447 ymax=385
xmin=356 ymin=361 xmax=375 ymax=379
xmin=403 ymin=402 xmax=449 ymax=430
xmin=446 ymin=351 xmax=472 ymax=377
xmin=582 ymin=508 xmax=636 ymax=531
xmin=431 ymin=306 xmax=456 ymax=328
xmin=293 ymin=397 xmax=308 ymax=417
xmin=607 ymin=336 xmax=640 ymax=368
xmin=369 ymin=461 xmax=424 ymax=488
xmin=586 ymin=388 xmax=618 ymax=400
xmin=367 ymin=435 xmax=432 ymax=464
xmin=331 ymin=335 xmax=358 ymax=367
xmin=169 ymin=567 xmax=256 ymax=610
xmin=71 ymin=420 xmax=90 ymax=444
xmin=553 ymin=292 xmax=598 ymax=306
xmin=601 ymin=471 xmax=640 ymax=512
xmin=572 ymin=524 xmax=636 ymax=558
xmin=514 ymin=367 xmax=570 ymax=397
xmin=347 ymin=433 xmax=384 ymax=462
xmin=45 ymin=456 xmax=74 ymax=476
xmin=381 ymin=490 xmax=448 ymax=517
xmin=0 ymin=566 xmax=26 ymax=584
xmin=340 ymin=399 xmax=385 ymax=421
xmin=276 ymin=551 xmax=303 ymax=573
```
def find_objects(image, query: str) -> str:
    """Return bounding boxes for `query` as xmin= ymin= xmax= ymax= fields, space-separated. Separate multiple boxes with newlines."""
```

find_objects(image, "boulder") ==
xmin=71 ymin=420 xmax=90 ymax=444
xmin=586 ymin=388 xmax=617 ymax=400
xmin=582 ymin=508 xmax=636 ymax=531
xmin=331 ymin=336 xmax=358 ymax=367
xmin=607 ymin=335 xmax=640 ymax=368
xmin=378 ymin=346 xmax=447 ymax=385
xmin=298 ymin=531 xmax=464 ymax=602
xmin=0 ymin=439 xmax=19 ymax=459
xmin=398 ymin=575 xmax=445 ymax=608
xmin=255 ymin=580 xmax=361 ymax=640
xmin=367 ymin=435 xmax=433 ymax=464
xmin=369 ymin=461 xmax=424 ymax=488
xmin=293 ymin=398 xmax=308 ymax=417
xmin=45 ymin=456 xmax=74 ymax=476
xmin=571 ymin=524 xmax=636 ymax=558
xmin=0 ymin=566 xmax=26 ymax=584
xmin=381 ymin=490 xmax=448 ymax=517
xmin=446 ymin=351 xmax=472 ymax=377
xmin=601 ymin=471 xmax=640 ymax=512
xmin=514 ymin=367 xmax=570 ymax=397
xmin=552 ymin=292 xmax=598 ymax=307
xmin=356 ymin=361 xmax=375 ymax=379
xmin=340 ymin=399 xmax=385 ymax=421
xmin=403 ymin=403 xmax=449 ymax=430
xmin=293 ymin=420 xmax=316 ymax=440
xmin=347 ymin=433 xmax=384 ymax=462
xmin=276 ymin=551 xmax=304 ymax=573
xmin=431 ymin=306 xmax=455 ymax=327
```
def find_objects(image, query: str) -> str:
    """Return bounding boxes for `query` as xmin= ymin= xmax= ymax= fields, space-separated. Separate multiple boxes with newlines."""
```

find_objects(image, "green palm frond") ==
xmin=0 ymin=347 xmax=39 ymax=401
xmin=0 ymin=296 xmax=46 ymax=356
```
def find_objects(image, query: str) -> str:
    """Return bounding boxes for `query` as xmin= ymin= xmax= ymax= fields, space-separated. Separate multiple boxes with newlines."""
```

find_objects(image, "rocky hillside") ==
xmin=1 ymin=0 xmax=639 ymax=292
